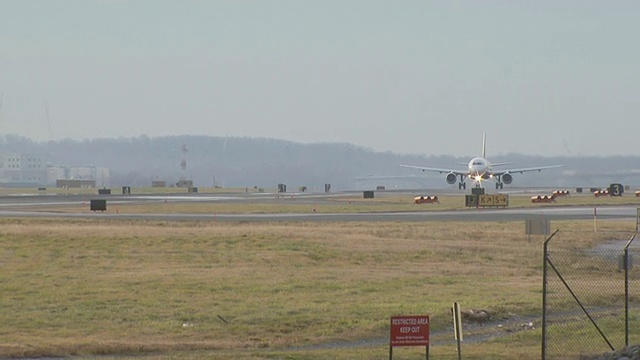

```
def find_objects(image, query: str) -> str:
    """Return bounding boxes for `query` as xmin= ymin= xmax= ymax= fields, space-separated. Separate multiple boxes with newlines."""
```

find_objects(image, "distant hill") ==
xmin=0 ymin=134 xmax=638 ymax=191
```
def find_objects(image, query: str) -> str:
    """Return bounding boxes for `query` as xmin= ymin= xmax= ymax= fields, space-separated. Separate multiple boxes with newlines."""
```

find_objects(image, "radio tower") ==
xmin=179 ymin=144 xmax=188 ymax=182
xmin=44 ymin=99 xmax=53 ymax=141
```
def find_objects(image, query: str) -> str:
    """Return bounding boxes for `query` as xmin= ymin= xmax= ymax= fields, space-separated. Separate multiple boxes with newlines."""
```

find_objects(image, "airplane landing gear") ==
xmin=458 ymin=174 xmax=466 ymax=190
xmin=495 ymin=175 xmax=504 ymax=189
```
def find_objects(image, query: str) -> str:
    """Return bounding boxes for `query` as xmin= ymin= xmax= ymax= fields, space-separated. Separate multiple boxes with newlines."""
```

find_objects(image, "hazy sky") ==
xmin=1 ymin=1 xmax=639 ymax=157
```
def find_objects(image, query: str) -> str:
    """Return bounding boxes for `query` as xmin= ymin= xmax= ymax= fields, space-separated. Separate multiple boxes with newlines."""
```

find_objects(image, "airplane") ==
xmin=400 ymin=133 xmax=563 ymax=190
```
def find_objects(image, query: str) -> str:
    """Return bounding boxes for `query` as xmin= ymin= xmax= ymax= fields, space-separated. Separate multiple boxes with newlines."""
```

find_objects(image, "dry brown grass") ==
xmin=0 ymin=217 xmax=634 ymax=359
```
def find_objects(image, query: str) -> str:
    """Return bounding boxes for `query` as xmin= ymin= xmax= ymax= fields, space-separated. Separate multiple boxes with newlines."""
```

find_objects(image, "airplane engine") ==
xmin=502 ymin=173 xmax=513 ymax=184
xmin=446 ymin=172 xmax=457 ymax=185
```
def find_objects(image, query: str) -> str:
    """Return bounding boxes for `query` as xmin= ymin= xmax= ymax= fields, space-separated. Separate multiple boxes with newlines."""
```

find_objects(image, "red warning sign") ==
xmin=390 ymin=315 xmax=430 ymax=347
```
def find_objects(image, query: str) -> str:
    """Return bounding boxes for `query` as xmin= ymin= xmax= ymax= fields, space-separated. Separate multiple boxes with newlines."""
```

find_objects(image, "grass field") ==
xmin=0 ymin=211 xmax=637 ymax=359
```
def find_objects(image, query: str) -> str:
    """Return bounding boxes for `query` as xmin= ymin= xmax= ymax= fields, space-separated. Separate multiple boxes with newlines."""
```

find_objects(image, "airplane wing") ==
xmin=492 ymin=164 xmax=564 ymax=175
xmin=400 ymin=165 xmax=467 ymax=175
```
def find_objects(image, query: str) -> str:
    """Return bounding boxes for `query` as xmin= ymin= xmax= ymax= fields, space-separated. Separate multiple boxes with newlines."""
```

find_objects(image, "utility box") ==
xmin=90 ymin=199 xmax=107 ymax=212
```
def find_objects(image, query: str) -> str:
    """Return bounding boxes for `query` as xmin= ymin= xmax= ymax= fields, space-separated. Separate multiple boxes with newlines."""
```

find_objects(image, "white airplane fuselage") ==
xmin=467 ymin=157 xmax=492 ymax=182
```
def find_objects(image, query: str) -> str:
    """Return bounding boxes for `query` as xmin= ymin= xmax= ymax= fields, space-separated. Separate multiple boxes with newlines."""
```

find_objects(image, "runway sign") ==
xmin=610 ymin=183 xmax=624 ymax=197
xmin=480 ymin=194 xmax=509 ymax=207
xmin=466 ymin=194 xmax=509 ymax=208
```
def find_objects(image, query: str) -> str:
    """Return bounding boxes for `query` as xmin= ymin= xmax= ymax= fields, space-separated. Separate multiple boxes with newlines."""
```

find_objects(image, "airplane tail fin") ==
xmin=482 ymin=132 xmax=486 ymax=159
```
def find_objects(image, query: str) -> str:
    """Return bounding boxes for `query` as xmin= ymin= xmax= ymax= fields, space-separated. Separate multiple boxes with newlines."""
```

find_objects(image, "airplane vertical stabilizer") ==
xmin=481 ymin=132 xmax=486 ymax=159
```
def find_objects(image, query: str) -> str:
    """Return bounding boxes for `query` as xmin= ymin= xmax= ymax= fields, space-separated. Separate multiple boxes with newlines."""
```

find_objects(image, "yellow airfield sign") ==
xmin=466 ymin=194 xmax=509 ymax=208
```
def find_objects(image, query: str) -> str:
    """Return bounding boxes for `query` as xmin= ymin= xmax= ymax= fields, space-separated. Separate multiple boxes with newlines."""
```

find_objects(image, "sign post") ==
xmin=452 ymin=302 xmax=463 ymax=360
xmin=389 ymin=315 xmax=430 ymax=360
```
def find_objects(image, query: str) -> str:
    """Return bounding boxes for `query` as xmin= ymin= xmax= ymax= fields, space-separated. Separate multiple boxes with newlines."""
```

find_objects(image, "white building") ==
xmin=50 ymin=165 xmax=110 ymax=188
xmin=0 ymin=153 xmax=47 ymax=186
xmin=47 ymin=166 xmax=68 ymax=184
xmin=0 ymin=152 xmax=111 ymax=188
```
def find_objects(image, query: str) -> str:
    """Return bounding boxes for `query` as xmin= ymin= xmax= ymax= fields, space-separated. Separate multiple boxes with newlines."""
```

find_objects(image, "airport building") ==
xmin=0 ymin=153 xmax=48 ymax=186
xmin=0 ymin=152 xmax=111 ymax=188
xmin=47 ymin=165 xmax=110 ymax=188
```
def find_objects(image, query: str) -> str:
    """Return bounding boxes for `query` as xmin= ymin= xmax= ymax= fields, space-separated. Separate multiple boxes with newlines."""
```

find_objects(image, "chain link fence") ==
xmin=542 ymin=230 xmax=640 ymax=359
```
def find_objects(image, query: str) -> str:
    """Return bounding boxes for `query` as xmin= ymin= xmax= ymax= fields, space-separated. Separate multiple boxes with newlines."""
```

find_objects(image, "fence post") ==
xmin=623 ymin=235 xmax=636 ymax=347
xmin=542 ymin=229 xmax=560 ymax=360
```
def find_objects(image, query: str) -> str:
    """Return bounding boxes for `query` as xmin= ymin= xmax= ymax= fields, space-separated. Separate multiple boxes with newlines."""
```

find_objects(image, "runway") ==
xmin=0 ymin=189 xmax=637 ymax=222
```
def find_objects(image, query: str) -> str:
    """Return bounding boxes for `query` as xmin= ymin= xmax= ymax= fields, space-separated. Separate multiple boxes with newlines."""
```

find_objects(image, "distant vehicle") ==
xmin=400 ymin=133 xmax=563 ymax=189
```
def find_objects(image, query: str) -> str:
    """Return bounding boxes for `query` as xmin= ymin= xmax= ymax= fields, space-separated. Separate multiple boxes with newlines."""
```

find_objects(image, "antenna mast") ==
xmin=44 ymin=99 xmax=53 ymax=141
xmin=180 ymin=144 xmax=188 ymax=182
